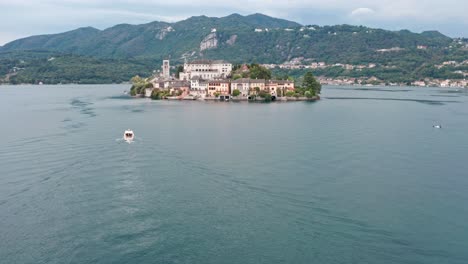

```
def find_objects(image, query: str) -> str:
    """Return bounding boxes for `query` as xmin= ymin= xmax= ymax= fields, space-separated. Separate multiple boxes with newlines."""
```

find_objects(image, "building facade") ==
xmin=231 ymin=78 xmax=250 ymax=97
xmin=179 ymin=60 xmax=232 ymax=80
xmin=207 ymin=80 xmax=230 ymax=97
xmin=249 ymin=79 xmax=266 ymax=94
xmin=190 ymin=77 xmax=208 ymax=97
xmin=266 ymin=80 xmax=295 ymax=96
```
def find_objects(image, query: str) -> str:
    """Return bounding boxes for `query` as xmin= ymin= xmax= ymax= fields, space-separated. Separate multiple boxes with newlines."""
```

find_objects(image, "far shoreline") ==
xmin=1 ymin=83 xmax=467 ymax=89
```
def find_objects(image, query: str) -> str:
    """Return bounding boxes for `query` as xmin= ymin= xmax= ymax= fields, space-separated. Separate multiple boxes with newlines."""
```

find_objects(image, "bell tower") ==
xmin=162 ymin=60 xmax=170 ymax=79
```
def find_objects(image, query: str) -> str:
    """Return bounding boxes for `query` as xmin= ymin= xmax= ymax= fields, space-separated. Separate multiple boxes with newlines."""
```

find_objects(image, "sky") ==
xmin=0 ymin=0 xmax=467 ymax=45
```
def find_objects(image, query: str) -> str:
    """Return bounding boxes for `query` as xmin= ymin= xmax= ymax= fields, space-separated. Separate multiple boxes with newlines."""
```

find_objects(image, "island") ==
xmin=130 ymin=59 xmax=321 ymax=102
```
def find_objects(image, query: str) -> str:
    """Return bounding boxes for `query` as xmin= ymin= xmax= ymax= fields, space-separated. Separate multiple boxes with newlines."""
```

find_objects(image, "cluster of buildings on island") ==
xmin=145 ymin=60 xmax=295 ymax=99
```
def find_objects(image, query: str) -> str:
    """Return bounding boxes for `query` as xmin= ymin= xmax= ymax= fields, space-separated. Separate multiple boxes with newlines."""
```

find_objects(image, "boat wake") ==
xmin=115 ymin=137 xmax=142 ymax=144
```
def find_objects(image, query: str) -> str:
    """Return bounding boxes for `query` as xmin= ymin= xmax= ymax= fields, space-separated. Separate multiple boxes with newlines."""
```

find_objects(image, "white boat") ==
xmin=124 ymin=130 xmax=134 ymax=142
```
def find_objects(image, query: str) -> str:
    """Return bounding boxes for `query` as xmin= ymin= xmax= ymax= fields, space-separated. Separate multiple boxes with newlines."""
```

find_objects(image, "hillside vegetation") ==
xmin=1 ymin=13 xmax=467 ymax=84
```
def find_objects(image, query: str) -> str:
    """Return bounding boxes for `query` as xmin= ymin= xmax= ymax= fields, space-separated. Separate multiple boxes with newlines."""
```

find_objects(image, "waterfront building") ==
xmin=144 ymin=88 xmax=153 ymax=98
xmin=265 ymin=80 xmax=292 ymax=95
xmin=207 ymin=80 xmax=230 ymax=97
xmin=231 ymin=78 xmax=250 ymax=96
xmin=169 ymin=81 xmax=190 ymax=96
xmin=249 ymin=79 xmax=266 ymax=93
xmin=265 ymin=80 xmax=278 ymax=95
xmin=152 ymin=81 xmax=165 ymax=89
xmin=190 ymin=76 xmax=208 ymax=97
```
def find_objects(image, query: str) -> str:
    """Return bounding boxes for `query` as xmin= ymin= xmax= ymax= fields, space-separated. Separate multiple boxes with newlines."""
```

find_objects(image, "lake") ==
xmin=1 ymin=84 xmax=468 ymax=264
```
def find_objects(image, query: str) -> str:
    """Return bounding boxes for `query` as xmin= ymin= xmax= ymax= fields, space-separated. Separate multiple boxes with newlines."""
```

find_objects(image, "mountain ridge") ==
xmin=0 ymin=13 xmax=451 ymax=60
xmin=1 ymin=13 xmax=466 ymax=85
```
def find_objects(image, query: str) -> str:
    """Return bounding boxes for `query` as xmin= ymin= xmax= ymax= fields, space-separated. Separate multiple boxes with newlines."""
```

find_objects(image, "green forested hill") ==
xmin=0 ymin=13 xmax=466 ymax=84
xmin=0 ymin=51 xmax=157 ymax=84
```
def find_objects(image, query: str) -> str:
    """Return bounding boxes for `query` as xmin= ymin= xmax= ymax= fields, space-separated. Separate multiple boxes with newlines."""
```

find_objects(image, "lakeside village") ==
xmin=130 ymin=60 xmax=321 ymax=102
xmin=268 ymin=57 xmax=468 ymax=88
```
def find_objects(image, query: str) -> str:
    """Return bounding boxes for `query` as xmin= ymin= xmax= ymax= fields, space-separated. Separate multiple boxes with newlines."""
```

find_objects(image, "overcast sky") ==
xmin=1 ymin=0 xmax=467 ymax=45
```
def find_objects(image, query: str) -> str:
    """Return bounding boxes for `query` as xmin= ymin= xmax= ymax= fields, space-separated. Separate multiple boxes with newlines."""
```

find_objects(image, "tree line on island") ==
xmin=130 ymin=64 xmax=321 ymax=101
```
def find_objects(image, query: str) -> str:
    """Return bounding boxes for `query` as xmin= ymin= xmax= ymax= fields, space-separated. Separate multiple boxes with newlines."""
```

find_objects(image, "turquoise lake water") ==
xmin=1 ymin=85 xmax=467 ymax=263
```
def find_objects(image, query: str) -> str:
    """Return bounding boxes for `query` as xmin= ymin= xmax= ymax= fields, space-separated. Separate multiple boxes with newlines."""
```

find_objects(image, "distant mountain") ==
xmin=1 ymin=13 xmax=466 ymax=84
xmin=0 ymin=14 xmax=301 ymax=58
xmin=0 ymin=13 xmax=453 ymax=62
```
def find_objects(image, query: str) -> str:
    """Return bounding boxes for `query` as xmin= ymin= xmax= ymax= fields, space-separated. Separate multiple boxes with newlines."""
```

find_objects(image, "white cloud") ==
xmin=350 ymin=7 xmax=375 ymax=17
xmin=0 ymin=0 xmax=467 ymax=45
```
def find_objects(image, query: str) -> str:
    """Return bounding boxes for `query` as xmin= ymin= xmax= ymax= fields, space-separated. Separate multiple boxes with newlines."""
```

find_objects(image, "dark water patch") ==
xmin=3 ymin=132 xmax=69 ymax=149
xmin=70 ymin=98 xmax=92 ymax=107
xmin=324 ymin=97 xmax=459 ymax=105
xmin=439 ymin=90 xmax=466 ymax=94
xmin=120 ymin=105 xmax=146 ymax=113
xmin=326 ymin=86 xmax=412 ymax=92
xmin=62 ymin=118 xmax=72 ymax=122
xmin=64 ymin=122 xmax=86 ymax=130
xmin=430 ymin=95 xmax=460 ymax=98
xmin=107 ymin=95 xmax=134 ymax=100
xmin=354 ymin=88 xmax=412 ymax=92
xmin=70 ymin=98 xmax=96 ymax=117
xmin=390 ymin=238 xmax=412 ymax=246
xmin=80 ymin=109 xmax=97 ymax=117
xmin=409 ymin=247 xmax=452 ymax=259
xmin=8 ymin=187 xmax=31 ymax=198
xmin=41 ymin=176 xmax=51 ymax=182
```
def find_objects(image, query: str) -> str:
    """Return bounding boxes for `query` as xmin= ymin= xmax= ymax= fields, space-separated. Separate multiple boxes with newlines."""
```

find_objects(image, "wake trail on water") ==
xmin=115 ymin=138 xmax=143 ymax=144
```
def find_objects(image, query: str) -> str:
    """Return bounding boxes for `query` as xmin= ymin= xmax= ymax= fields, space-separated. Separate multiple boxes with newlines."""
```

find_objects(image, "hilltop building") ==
xmin=179 ymin=60 xmax=232 ymax=80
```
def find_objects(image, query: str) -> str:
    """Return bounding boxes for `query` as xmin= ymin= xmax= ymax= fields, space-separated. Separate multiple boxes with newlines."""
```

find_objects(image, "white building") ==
xmin=179 ymin=60 xmax=232 ymax=81
xmin=189 ymin=76 xmax=208 ymax=97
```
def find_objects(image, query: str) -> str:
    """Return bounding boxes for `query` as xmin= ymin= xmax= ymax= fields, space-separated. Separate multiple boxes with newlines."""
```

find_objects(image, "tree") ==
xmin=232 ymin=64 xmax=242 ymax=71
xmin=304 ymin=90 xmax=313 ymax=98
xmin=233 ymin=74 xmax=242 ymax=80
xmin=175 ymin=65 xmax=184 ymax=78
xmin=249 ymin=64 xmax=272 ymax=79
xmin=285 ymin=91 xmax=295 ymax=97
xmin=131 ymin=75 xmax=143 ymax=84
xmin=130 ymin=86 xmax=137 ymax=96
xmin=258 ymin=90 xmax=272 ymax=101
xmin=258 ymin=90 xmax=268 ymax=97
xmin=232 ymin=89 xmax=241 ymax=96
xmin=214 ymin=92 xmax=221 ymax=97
xmin=303 ymin=72 xmax=321 ymax=95
xmin=151 ymin=89 xmax=162 ymax=100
